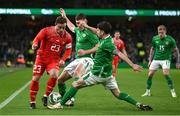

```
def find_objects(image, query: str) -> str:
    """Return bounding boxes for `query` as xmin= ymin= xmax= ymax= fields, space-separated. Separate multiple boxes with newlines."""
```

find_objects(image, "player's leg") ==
xmin=106 ymin=76 xmax=152 ymax=111
xmin=57 ymin=70 xmax=71 ymax=97
xmin=47 ymin=72 xmax=96 ymax=109
xmin=162 ymin=60 xmax=177 ymax=97
xmin=142 ymin=60 xmax=159 ymax=97
xmin=42 ymin=62 xmax=60 ymax=106
xmin=57 ymin=59 xmax=79 ymax=97
xmin=29 ymin=60 xmax=45 ymax=109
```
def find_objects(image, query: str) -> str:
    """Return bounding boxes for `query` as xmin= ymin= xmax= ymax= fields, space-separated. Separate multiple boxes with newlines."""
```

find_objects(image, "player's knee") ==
xmin=32 ymin=76 xmax=40 ymax=82
xmin=148 ymin=70 xmax=155 ymax=77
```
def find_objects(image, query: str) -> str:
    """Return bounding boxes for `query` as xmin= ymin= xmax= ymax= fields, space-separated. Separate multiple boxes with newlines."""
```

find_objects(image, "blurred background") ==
xmin=0 ymin=0 xmax=180 ymax=67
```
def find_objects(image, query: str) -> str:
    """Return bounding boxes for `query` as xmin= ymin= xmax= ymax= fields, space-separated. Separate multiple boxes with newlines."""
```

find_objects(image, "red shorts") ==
xmin=33 ymin=55 xmax=60 ymax=76
xmin=112 ymin=56 xmax=119 ymax=67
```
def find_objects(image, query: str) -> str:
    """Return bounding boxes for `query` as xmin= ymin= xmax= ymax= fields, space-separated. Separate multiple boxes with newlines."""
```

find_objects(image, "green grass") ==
xmin=0 ymin=68 xmax=180 ymax=115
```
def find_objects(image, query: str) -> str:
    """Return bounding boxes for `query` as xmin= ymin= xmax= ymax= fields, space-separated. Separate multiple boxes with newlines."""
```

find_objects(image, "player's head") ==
xmin=55 ymin=16 xmax=67 ymax=35
xmin=114 ymin=30 xmax=120 ymax=39
xmin=97 ymin=21 xmax=112 ymax=39
xmin=157 ymin=25 xmax=167 ymax=39
xmin=75 ymin=13 xmax=87 ymax=29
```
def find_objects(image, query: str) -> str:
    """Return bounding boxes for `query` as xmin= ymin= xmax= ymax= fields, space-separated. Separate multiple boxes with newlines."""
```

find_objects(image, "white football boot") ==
xmin=141 ymin=89 xmax=151 ymax=97
xmin=171 ymin=89 xmax=177 ymax=98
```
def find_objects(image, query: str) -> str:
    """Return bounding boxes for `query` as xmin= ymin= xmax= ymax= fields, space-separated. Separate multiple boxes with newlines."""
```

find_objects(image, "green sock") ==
xmin=60 ymin=86 xmax=78 ymax=105
xmin=58 ymin=83 xmax=66 ymax=97
xmin=165 ymin=75 xmax=174 ymax=89
xmin=147 ymin=76 xmax=152 ymax=89
xmin=117 ymin=92 xmax=138 ymax=106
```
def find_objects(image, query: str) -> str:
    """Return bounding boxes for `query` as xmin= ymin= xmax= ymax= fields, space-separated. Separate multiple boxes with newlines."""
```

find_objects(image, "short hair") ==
xmin=158 ymin=25 xmax=167 ymax=31
xmin=75 ymin=13 xmax=86 ymax=21
xmin=114 ymin=30 xmax=120 ymax=34
xmin=97 ymin=21 xmax=112 ymax=34
xmin=55 ymin=16 xmax=67 ymax=25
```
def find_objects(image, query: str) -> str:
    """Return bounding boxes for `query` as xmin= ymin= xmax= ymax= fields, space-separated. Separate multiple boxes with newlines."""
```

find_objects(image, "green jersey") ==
xmin=152 ymin=35 xmax=176 ymax=60
xmin=74 ymin=27 xmax=99 ymax=58
xmin=91 ymin=35 xmax=116 ymax=78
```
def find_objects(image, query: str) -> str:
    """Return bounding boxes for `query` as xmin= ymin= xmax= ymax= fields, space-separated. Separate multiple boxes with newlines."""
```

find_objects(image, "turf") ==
xmin=0 ymin=68 xmax=180 ymax=115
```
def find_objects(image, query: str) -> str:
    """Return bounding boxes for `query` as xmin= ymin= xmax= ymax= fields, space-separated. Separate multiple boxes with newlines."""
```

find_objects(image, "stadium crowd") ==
xmin=0 ymin=16 xmax=179 ymax=67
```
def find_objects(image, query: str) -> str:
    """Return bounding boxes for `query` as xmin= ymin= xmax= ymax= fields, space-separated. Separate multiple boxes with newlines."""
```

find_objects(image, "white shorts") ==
xmin=64 ymin=57 xmax=94 ymax=77
xmin=149 ymin=60 xmax=171 ymax=70
xmin=83 ymin=72 xmax=118 ymax=90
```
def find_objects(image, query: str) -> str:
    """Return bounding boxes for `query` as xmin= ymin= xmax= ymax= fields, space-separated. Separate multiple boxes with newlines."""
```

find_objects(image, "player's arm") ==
xmin=60 ymin=35 xmax=72 ymax=66
xmin=173 ymin=47 xmax=180 ymax=69
xmin=78 ymin=43 xmax=99 ymax=56
xmin=113 ymin=49 xmax=143 ymax=72
xmin=148 ymin=47 xmax=154 ymax=67
xmin=60 ymin=8 xmax=75 ymax=33
xmin=32 ymin=29 xmax=45 ymax=50
xmin=122 ymin=49 xmax=128 ymax=56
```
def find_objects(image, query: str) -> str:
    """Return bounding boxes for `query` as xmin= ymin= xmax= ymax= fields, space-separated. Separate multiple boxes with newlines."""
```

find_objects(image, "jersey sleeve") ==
xmin=86 ymin=29 xmax=99 ymax=45
xmin=61 ymin=34 xmax=72 ymax=61
xmin=170 ymin=37 xmax=177 ymax=48
xmin=65 ymin=34 xmax=72 ymax=49
xmin=103 ymin=42 xmax=116 ymax=53
xmin=73 ymin=27 xmax=78 ymax=33
xmin=33 ymin=28 xmax=46 ymax=45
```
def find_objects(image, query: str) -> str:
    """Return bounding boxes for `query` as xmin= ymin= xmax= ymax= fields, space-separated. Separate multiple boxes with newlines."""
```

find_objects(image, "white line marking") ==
xmin=0 ymin=80 xmax=31 ymax=109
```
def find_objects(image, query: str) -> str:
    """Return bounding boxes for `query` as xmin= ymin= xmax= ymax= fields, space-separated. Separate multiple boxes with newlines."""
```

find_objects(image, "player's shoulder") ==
xmin=152 ymin=35 xmax=159 ymax=41
xmin=166 ymin=35 xmax=175 ymax=40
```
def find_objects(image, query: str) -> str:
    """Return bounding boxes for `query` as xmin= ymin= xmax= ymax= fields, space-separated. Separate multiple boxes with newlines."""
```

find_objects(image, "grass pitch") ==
xmin=0 ymin=67 xmax=180 ymax=115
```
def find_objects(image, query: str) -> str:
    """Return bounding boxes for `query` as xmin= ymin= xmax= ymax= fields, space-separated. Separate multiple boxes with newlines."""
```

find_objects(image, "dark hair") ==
xmin=97 ymin=21 xmax=112 ymax=34
xmin=114 ymin=30 xmax=120 ymax=34
xmin=75 ymin=13 xmax=86 ymax=21
xmin=55 ymin=16 xmax=67 ymax=25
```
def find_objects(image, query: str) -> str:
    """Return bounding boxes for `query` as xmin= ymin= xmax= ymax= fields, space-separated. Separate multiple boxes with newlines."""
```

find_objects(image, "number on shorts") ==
xmin=33 ymin=65 xmax=41 ymax=73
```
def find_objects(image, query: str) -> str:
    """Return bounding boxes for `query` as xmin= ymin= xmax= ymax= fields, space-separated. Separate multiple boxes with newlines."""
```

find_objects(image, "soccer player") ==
xmin=142 ymin=25 xmax=180 ymax=97
xmin=112 ymin=31 xmax=127 ymax=77
xmin=48 ymin=21 xmax=152 ymax=111
xmin=29 ymin=16 xmax=72 ymax=109
xmin=57 ymin=8 xmax=99 ymax=105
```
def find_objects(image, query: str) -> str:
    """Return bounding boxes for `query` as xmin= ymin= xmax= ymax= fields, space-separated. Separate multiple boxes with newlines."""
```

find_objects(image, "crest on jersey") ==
xmin=166 ymin=42 xmax=169 ymax=45
xmin=82 ymin=33 xmax=86 ymax=37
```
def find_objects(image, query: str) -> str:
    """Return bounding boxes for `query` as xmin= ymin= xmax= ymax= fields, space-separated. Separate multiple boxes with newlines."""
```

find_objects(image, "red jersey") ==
xmin=33 ymin=26 xmax=72 ymax=61
xmin=113 ymin=37 xmax=125 ymax=51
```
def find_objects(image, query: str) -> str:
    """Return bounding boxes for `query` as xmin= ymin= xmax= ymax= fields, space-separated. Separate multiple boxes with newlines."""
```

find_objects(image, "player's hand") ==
xmin=78 ymin=49 xmax=86 ymax=56
xmin=80 ymin=20 xmax=88 ymax=28
xmin=148 ymin=61 xmax=152 ymax=67
xmin=132 ymin=64 xmax=143 ymax=72
xmin=176 ymin=63 xmax=180 ymax=69
xmin=59 ymin=60 xmax=65 ymax=66
xmin=32 ymin=44 xmax=38 ymax=50
xmin=60 ymin=8 xmax=66 ymax=18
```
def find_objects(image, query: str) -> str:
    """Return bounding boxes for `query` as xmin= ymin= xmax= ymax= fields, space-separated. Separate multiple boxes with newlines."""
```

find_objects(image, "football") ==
xmin=48 ymin=92 xmax=62 ymax=105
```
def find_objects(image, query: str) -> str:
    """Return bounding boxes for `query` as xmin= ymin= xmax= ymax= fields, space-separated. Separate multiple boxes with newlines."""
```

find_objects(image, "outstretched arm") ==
xmin=80 ymin=21 xmax=97 ymax=34
xmin=113 ymin=49 xmax=143 ymax=72
xmin=60 ymin=8 xmax=75 ymax=33
xmin=173 ymin=47 xmax=180 ymax=69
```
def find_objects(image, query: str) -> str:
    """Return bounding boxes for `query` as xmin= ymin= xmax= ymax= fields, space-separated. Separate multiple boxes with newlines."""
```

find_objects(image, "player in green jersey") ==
xmin=56 ymin=8 xmax=99 ymax=106
xmin=48 ymin=21 xmax=152 ymax=111
xmin=142 ymin=25 xmax=180 ymax=97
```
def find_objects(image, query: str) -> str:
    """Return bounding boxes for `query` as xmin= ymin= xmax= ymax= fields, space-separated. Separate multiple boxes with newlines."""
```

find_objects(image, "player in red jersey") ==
xmin=112 ymin=31 xmax=128 ymax=77
xmin=29 ymin=16 xmax=72 ymax=109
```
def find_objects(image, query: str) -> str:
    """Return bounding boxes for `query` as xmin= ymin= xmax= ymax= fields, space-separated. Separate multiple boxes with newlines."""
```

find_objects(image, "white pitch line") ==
xmin=0 ymin=80 xmax=31 ymax=109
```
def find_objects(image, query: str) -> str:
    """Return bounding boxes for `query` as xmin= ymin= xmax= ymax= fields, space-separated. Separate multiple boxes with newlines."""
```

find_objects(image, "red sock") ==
xmin=45 ymin=77 xmax=57 ymax=96
xmin=30 ymin=80 xmax=39 ymax=103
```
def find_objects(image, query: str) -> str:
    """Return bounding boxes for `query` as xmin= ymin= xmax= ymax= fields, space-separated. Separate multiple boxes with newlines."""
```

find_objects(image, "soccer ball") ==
xmin=48 ymin=92 xmax=61 ymax=105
